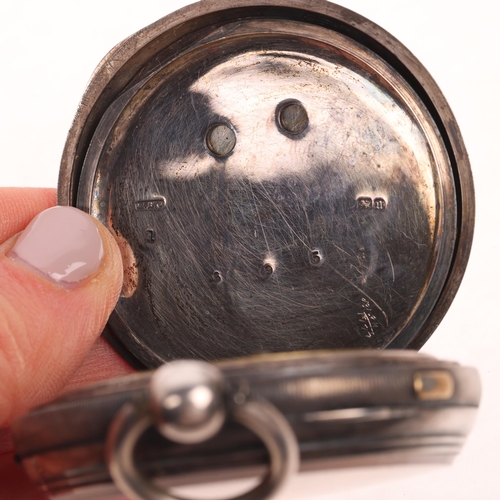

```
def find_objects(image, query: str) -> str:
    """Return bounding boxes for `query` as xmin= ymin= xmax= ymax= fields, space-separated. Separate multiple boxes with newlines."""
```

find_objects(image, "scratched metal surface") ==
xmin=68 ymin=3 xmax=460 ymax=368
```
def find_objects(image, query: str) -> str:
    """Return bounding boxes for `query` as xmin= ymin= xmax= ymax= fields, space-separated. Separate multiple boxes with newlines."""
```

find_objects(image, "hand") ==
xmin=0 ymin=188 xmax=134 ymax=498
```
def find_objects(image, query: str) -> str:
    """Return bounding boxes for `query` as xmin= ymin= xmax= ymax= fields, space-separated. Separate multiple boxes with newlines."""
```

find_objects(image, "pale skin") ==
xmin=0 ymin=188 xmax=135 ymax=498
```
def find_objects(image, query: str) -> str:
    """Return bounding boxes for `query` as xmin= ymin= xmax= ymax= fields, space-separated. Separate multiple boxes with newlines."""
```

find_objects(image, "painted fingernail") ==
xmin=8 ymin=206 xmax=104 ymax=287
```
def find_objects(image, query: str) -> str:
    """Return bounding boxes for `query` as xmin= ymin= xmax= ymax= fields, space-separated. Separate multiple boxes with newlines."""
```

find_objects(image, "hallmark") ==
xmin=134 ymin=197 xmax=166 ymax=211
xmin=356 ymin=196 xmax=387 ymax=211
xmin=357 ymin=197 xmax=372 ymax=210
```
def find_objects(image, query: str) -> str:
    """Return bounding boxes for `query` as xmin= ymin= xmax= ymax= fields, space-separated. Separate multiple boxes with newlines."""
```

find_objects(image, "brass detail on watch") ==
xmin=413 ymin=370 xmax=455 ymax=401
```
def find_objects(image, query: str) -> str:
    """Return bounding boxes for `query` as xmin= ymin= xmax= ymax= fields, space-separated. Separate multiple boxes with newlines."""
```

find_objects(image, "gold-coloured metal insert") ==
xmin=413 ymin=370 xmax=455 ymax=401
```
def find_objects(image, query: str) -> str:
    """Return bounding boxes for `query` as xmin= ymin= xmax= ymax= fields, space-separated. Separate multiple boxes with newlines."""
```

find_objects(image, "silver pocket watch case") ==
xmin=57 ymin=0 xmax=474 ymax=369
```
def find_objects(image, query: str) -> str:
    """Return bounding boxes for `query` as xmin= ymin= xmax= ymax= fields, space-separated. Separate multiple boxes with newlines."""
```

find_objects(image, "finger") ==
xmin=0 ymin=188 xmax=56 ymax=243
xmin=0 ymin=205 xmax=123 ymax=427
xmin=0 ymin=337 xmax=135 ymax=500
xmin=64 ymin=336 xmax=136 ymax=392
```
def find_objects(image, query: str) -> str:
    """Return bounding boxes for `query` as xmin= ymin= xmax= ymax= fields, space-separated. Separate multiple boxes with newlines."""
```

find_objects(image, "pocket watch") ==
xmin=13 ymin=1 xmax=478 ymax=499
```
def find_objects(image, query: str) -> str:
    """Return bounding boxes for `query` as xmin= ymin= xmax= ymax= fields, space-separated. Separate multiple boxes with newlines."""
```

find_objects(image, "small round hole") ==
xmin=260 ymin=263 xmax=274 ymax=280
xmin=212 ymin=270 xmax=223 ymax=283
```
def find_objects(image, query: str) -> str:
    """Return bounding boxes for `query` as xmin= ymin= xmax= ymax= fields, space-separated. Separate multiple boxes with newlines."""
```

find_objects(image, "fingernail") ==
xmin=8 ymin=206 xmax=104 ymax=287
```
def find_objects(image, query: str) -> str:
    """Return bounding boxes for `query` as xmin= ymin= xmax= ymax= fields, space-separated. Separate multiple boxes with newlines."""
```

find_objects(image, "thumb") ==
xmin=0 ymin=204 xmax=123 ymax=427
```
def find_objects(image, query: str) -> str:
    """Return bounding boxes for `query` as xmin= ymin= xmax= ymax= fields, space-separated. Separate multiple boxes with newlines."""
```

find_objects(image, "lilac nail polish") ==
xmin=8 ymin=206 xmax=104 ymax=286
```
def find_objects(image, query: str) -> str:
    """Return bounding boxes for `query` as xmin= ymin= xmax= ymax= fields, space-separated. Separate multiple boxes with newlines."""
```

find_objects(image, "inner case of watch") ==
xmin=57 ymin=0 xmax=474 ymax=369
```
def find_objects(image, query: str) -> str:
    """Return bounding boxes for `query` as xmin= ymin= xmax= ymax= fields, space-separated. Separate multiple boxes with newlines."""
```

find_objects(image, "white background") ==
xmin=0 ymin=1 xmax=498 ymax=498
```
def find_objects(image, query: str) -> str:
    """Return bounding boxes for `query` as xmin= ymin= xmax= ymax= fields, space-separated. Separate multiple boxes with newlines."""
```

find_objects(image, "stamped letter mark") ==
xmin=135 ymin=197 xmax=166 ymax=211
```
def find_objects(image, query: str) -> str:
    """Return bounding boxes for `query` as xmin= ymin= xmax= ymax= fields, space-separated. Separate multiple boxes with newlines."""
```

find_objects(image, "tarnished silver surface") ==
xmin=12 ymin=350 xmax=481 ymax=498
xmin=57 ymin=0 xmax=474 ymax=368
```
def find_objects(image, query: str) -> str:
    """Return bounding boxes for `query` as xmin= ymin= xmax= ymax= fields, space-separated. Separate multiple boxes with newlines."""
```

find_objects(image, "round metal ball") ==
xmin=149 ymin=360 xmax=226 ymax=444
